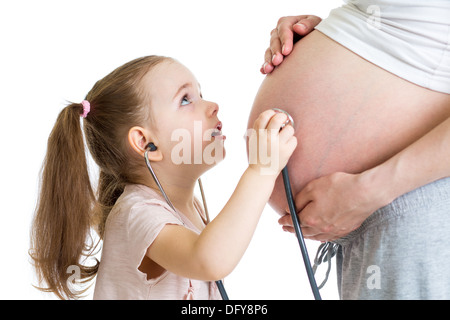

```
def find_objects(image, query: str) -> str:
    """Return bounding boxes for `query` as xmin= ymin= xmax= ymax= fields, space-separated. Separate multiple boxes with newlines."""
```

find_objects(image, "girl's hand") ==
xmin=278 ymin=172 xmax=386 ymax=242
xmin=248 ymin=110 xmax=297 ymax=176
xmin=261 ymin=15 xmax=322 ymax=74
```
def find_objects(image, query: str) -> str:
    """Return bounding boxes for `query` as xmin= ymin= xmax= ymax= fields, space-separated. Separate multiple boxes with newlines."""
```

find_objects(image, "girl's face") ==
xmin=142 ymin=60 xmax=226 ymax=173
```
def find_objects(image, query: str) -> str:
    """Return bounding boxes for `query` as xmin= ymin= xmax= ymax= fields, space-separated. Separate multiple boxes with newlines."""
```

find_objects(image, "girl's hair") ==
xmin=30 ymin=55 xmax=171 ymax=299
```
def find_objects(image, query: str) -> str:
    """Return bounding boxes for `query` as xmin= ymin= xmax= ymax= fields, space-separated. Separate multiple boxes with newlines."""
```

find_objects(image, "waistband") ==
xmin=334 ymin=177 xmax=450 ymax=247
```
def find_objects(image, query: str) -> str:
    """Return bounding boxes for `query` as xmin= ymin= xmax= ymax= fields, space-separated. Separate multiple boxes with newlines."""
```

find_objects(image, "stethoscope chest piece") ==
xmin=273 ymin=107 xmax=295 ymax=129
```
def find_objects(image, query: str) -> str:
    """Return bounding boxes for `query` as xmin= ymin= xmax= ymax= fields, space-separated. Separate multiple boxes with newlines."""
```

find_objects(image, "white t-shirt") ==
xmin=315 ymin=0 xmax=450 ymax=94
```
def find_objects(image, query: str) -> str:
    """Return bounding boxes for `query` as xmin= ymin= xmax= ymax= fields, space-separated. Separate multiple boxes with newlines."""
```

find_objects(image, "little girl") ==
xmin=30 ymin=55 xmax=296 ymax=300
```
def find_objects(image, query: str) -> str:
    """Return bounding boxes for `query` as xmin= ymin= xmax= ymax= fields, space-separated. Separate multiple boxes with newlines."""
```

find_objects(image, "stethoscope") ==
xmin=144 ymin=144 xmax=229 ymax=300
xmin=144 ymin=108 xmax=321 ymax=300
xmin=273 ymin=108 xmax=322 ymax=300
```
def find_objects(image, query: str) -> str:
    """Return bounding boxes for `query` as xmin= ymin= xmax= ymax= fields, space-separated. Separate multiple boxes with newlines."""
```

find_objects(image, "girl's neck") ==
xmin=137 ymin=161 xmax=210 ymax=230
xmin=147 ymin=175 xmax=207 ymax=230
xmin=139 ymin=164 xmax=200 ymax=213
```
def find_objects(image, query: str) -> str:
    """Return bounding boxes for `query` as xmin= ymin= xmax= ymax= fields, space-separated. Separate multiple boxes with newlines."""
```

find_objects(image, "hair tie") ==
xmin=81 ymin=100 xmax=91 ymax=118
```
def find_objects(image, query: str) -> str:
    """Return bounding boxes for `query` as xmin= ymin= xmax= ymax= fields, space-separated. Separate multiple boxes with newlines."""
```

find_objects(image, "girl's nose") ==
xmin=206 ymin=101 xmax=219 ymax=117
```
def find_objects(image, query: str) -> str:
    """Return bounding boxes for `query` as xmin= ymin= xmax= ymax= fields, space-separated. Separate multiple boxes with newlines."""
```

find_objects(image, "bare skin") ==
xmin=249 ymin=29 xmax=450 ymax=241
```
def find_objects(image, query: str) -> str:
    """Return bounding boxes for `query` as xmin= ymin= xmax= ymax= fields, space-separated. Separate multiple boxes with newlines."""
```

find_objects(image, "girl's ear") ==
xmin=128 ymin=126 xmax=163 ymax=161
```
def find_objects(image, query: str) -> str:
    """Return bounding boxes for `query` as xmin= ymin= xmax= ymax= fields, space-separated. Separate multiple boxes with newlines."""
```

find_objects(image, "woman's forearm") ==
xmin=364 ymin=115 xmax=450 ymax=206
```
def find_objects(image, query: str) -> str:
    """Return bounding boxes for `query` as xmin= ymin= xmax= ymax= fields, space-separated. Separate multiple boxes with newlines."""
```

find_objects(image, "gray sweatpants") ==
xmin=334 ymin=177 xmax=450 ymax=299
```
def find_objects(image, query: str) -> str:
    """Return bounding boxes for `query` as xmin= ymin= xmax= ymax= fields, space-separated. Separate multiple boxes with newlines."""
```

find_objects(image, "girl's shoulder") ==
xmin=121 ymin=184 xmax=173 ymax=210
xmin=107 ymin=184 xmax=183 ymax=238
xmin=110 ymin=184 xmax=180 ymax=224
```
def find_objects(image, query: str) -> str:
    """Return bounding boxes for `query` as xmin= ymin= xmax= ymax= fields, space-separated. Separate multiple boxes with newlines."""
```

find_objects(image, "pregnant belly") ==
xmin=248 ymin=31 xmax=450 ymax=215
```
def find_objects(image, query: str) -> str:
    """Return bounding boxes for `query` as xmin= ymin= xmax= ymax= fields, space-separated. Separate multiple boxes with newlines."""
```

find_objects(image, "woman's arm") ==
xmin=280 ymin=113 xmax=450 ymax=241
xmin=148 ymin=110 xmax=297 ymax=280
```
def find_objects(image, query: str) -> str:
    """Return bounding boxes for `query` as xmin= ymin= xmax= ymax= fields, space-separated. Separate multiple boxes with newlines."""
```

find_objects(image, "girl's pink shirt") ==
xmin=93 ymin=184 xmax=221 ymax=300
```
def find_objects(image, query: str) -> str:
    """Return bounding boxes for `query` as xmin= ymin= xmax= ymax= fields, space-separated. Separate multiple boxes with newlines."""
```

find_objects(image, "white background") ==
xmin=0 ymin=0 xmax=342 ymax=300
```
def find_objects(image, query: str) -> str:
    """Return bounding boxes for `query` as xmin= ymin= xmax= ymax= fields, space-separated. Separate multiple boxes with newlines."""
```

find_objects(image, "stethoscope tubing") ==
xmin=282 ymin=166 xmax=322 ymax=300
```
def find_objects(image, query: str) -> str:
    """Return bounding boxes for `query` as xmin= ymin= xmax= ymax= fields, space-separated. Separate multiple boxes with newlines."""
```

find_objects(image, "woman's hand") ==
xmin=278 ymin=172 xmax=387 ymax=242
xmin=261 ymin=15 xmax=322 ymax=74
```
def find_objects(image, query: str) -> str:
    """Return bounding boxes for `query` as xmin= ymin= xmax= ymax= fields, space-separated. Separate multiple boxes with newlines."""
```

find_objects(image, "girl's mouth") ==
xmin=211 ymin=121 xmax=226 ymax=140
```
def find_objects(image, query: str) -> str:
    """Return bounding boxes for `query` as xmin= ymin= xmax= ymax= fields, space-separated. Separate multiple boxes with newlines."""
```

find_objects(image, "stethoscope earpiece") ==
xmin=146 ymin=142 xmax=157 ymax=152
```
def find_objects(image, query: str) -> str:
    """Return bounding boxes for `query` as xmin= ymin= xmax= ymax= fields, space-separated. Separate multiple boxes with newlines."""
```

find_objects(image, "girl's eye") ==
xmin=181 ymin=95 xmax=191 ymax=106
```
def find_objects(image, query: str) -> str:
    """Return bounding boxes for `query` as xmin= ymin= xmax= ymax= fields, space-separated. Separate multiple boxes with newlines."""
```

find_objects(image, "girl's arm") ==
xmin=147 ymin=110 xmax=297 ymax=280
xmin=279 ymin=114 xmax=450 ymax=242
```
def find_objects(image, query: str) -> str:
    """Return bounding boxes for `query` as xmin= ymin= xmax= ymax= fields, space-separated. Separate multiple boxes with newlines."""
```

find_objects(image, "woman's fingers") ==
xmin=261 ymin=15 xmax=322 ymax=74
